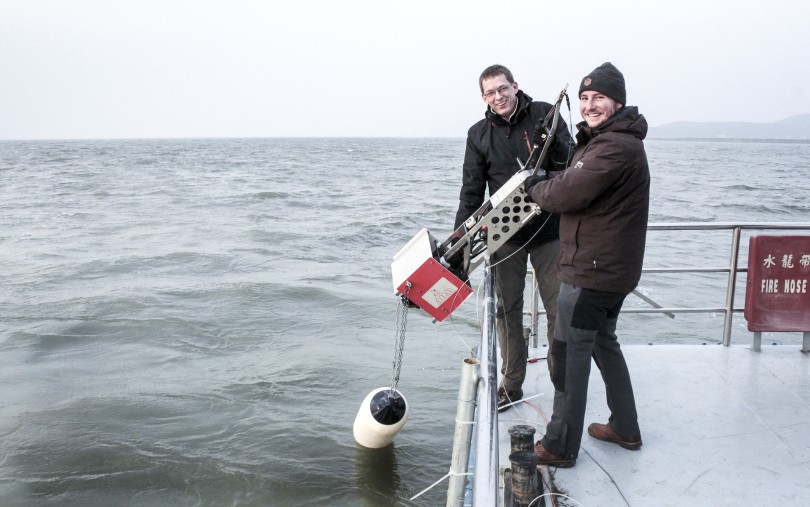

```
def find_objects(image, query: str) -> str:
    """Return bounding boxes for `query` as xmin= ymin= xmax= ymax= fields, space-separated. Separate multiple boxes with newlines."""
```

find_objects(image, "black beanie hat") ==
xmin=579 ymin=62 xmax=626 ymax=105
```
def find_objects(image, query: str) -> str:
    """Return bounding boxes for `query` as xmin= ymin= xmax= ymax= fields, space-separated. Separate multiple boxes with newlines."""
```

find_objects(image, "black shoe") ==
xmin=496 ymin=387 xmax=522 ymax=412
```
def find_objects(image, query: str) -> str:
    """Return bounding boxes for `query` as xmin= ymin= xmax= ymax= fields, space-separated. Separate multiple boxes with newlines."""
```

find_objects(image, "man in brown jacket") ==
xmin=524 ymin=62 xmax=650 ymax=467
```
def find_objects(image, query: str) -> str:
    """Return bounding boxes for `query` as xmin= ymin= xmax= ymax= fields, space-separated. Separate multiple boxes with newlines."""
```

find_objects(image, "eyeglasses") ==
xmin=483 ymin=85 xmax=512 ymax=98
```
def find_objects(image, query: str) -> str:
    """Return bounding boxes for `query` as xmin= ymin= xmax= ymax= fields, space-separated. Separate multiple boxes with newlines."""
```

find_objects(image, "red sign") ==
xmin=744 ymin=235 xmax=810 ymax=332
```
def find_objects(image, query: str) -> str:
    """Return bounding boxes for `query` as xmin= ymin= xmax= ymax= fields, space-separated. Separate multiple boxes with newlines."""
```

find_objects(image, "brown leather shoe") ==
xmin=534 ymin=441 xmax=576 ymax=468
xmin=587 ymin=422 xmax=642 ymax=450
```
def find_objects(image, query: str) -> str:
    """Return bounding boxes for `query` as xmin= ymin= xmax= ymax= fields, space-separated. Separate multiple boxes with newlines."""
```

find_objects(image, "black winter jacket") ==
xmin=529 ymin=106 xmax=650 ymax=293
xmin=454 ymin=91 xmax=574 ymax=247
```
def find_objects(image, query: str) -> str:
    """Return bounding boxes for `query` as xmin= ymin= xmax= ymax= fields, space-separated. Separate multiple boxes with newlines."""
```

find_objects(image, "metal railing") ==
xmin=463 ymin=222 xmax=810 ymax=506
xmin=529 ymin=222 xmax=810 ymax=347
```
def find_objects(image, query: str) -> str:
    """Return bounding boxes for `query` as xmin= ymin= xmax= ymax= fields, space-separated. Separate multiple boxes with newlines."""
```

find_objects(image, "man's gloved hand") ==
xmin=532 ymin=118 xmax=548 ymax=146
xmin=523 ymin=174 xmax=548 ymax=201
xmin=445 ymin=251 xmax=468 ymax=282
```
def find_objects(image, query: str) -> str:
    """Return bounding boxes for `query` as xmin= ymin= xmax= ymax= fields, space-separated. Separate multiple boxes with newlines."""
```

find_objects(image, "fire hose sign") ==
xmin=744 ymin=235 xmax=810 ymax=332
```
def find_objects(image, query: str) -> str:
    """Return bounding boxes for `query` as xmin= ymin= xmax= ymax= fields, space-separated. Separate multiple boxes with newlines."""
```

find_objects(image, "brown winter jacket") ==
xmin=528 ymin=106 xmax=650 ymax=294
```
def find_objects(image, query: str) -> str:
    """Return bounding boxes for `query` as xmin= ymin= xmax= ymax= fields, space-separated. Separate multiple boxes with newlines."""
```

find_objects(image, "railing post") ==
xmin=446 ymin=358 xmax=480 ymax=507
xmin=723 ymin=226 xmax=742 ymax=346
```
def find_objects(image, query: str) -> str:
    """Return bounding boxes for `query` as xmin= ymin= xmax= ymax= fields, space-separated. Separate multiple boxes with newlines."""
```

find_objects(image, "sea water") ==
xmin=1 ymin=137 xmax=809 ymax=506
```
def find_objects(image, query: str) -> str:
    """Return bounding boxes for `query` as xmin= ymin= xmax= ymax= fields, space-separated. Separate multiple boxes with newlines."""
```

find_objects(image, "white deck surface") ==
xmin=496 ymin=344 xmax=810 ymax=506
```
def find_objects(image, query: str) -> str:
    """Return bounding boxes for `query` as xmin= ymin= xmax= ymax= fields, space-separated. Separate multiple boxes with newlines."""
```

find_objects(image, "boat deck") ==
xmin=496 ymin=344 xmax=810 ymax=506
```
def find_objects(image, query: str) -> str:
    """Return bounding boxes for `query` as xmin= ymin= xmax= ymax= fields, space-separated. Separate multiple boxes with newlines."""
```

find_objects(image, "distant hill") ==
xmin=648 ymin=113 xmax=810 ymax=140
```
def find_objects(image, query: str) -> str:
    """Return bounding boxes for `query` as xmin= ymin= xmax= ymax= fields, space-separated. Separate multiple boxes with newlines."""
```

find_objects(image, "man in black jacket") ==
xmin=455 ymin=64 xmax=573 ymax=411
xmin=526 ymin=62 xmax=650 ymax=467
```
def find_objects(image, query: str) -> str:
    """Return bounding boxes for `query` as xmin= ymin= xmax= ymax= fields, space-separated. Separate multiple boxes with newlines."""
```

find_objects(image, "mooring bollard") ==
xmin=508 ymin=450 xmax=542 ymax=507
xmin=508 ymin=424 xmax=536 ymax=454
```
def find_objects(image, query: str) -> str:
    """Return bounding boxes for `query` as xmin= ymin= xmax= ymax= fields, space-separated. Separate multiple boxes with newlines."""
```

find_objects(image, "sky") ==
xmin=2 ymin=0 xmax=809 ymax=140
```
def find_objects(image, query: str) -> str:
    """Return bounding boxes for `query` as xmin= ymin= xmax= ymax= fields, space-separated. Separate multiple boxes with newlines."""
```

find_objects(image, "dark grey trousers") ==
xmin=492 ymin=238 xmax=560 ymax=393
xmin=541 ymin=282 xmax=640 ymax=459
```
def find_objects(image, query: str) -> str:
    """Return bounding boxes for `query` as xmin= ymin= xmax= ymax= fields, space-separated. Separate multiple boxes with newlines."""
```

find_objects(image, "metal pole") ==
xmin=529 ymin=268 xmax=538 ymax=349
xmin=473 ymin=262 xmax=499 ymax=505
xmin=723 ymin=227 xmax=742 ymax=346
xmin=446 ymin=357 xmax=480 ymax=507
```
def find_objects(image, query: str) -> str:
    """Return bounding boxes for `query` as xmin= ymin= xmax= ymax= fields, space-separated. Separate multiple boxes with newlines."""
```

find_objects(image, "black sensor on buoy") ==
xmin=353 ymin=387 xmax=410 ymax=448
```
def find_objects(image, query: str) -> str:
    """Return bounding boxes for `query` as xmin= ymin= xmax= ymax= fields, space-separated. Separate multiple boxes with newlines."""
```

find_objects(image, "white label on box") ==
xmin=424 ymin=278 xmax=459 ymax=308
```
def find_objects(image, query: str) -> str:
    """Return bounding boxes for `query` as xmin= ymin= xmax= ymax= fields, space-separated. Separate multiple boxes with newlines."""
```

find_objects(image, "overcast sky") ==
xmin=2 ymin=0 xmax=808 ymax=140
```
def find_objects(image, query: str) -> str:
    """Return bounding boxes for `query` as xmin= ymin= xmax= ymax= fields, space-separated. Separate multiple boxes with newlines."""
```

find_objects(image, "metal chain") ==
xmin=390 ymin=283 xmax=411 ymax=393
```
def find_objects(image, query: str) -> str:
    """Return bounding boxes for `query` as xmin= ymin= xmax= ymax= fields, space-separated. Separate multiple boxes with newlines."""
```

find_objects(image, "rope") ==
xmin=529 ymin=492 xmax=586 ymax=507
xmin=409 ymin=470 xmax=473 ymax=501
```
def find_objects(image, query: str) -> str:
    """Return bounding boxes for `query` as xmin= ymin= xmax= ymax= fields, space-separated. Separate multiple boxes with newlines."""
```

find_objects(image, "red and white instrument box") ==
xmin=391 ymin=228 xmax=473 ymax=322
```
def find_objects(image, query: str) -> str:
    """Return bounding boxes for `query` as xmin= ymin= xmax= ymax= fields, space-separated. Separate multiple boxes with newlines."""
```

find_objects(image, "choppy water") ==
xmin=1 ymin=137 xmax=809 ymax=506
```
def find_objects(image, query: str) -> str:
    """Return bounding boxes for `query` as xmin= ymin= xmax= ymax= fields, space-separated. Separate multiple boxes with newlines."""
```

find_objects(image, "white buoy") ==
xmin=353 ymin=387 xmax=409 ymax=448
